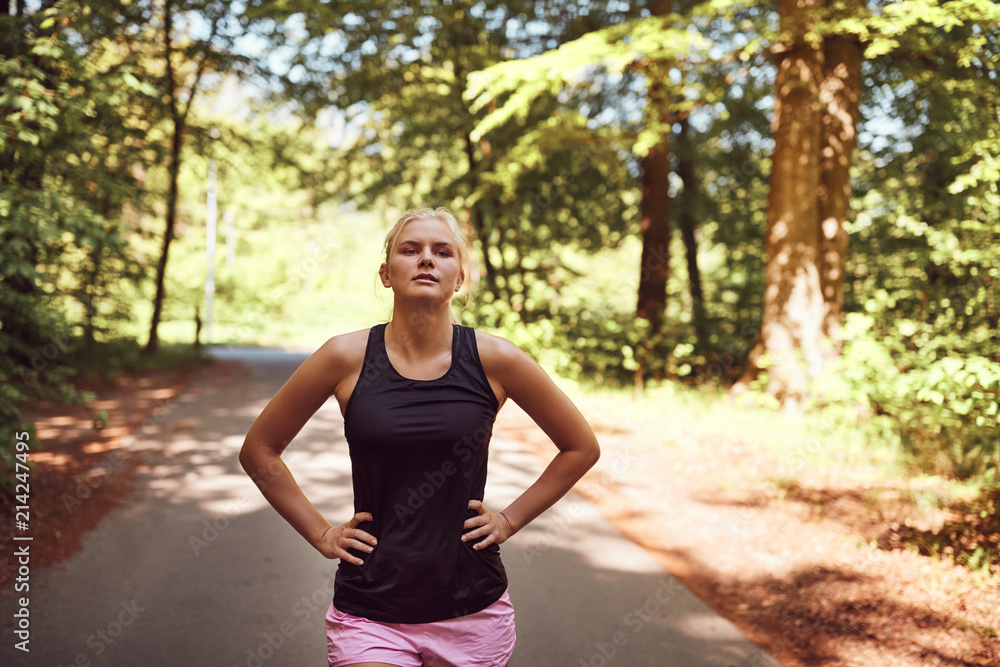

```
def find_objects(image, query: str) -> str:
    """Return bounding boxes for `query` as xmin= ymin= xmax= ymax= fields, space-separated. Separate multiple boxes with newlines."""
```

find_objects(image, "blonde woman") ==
xmin=240 ymin=207 xmax=600 ymax=667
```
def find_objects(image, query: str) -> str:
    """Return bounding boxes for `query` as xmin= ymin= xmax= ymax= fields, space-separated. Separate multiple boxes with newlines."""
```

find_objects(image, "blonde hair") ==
xmin=382 ymin=207 xmax=472 ymax=323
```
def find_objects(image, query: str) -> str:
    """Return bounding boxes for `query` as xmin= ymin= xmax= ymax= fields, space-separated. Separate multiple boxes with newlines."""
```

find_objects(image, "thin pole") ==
xmin=205 ymin=153 xmax=217 ymax=345
xmin=225 ymin=209 xmax=235 ymax=266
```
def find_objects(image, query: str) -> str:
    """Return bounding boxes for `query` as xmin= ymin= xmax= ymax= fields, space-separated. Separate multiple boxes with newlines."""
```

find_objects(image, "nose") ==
xmin=418 ymin=248 xmax=435 ymax=266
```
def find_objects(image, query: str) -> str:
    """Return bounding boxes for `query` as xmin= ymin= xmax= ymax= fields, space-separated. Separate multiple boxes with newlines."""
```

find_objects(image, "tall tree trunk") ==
xmin=146 ymin=1 xmax=179 ymax=354
xmin=83 ymin=193 xmax=115 ymax=350
xmin=635 ymin=142 xmax=672 ymax=328
xmin=146 ymin=106 xmax=182 ymax=354
xmin=675 ymin=114 xmax=707 ymax=352
xmin=634 ymin=0 xmax=674 ymax=331
xmin=739 ymin=0 xmax=826 ymax=410
xmin=454 ymin=34 xmax=500 ymax=301
xmin=817 ymin=36 xmax=863 ymax=362
xmin=462 ymin=130 xmax=499 ymax=294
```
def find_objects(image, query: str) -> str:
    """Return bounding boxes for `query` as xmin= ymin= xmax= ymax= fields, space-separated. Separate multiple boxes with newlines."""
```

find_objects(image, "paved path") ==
xmin=2 ymin=347 xmax=779 ymax=667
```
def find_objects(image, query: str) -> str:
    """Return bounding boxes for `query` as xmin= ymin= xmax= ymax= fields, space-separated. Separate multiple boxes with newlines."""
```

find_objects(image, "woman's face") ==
xmin=379 ymin=217 xmax=464 ymax=306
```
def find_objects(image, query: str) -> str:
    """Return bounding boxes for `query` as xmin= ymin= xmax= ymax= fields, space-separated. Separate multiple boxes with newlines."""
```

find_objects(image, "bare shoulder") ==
xmin=474 ymin=329 xmax=529 ymax=377
xmin=320 ymin=327 xmax=371 ymax=365
xmin=242 ymin=327 xmax=376 ymax=450
xmin=473 ymin=329 xmax=551 ymax=399
xmin=473 ymin=329 xmax=598 ymax=461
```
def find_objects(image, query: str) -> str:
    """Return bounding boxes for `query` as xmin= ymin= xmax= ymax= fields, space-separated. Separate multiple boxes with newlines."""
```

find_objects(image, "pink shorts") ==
xmin=325 ymin=590 xmax=516 ymax=667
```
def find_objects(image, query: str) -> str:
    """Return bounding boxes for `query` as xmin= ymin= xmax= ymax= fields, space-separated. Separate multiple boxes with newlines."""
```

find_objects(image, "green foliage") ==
xmin=254 ymin=0 xmax=648 ymax=332
xmin=815 ymin=1 xmax=1000 ymax=479
xmin=0 ymin=0 xmax=259 ymax=493
xmin=459 ymin=0 xmax=775 ymax=383
xmin=0 ymin=4 xmax=147 ymax=488
xmin=465 ymin=14 xmax=710 ymax=147
xmin=816 ymin=314 xmax=1000 ymax=479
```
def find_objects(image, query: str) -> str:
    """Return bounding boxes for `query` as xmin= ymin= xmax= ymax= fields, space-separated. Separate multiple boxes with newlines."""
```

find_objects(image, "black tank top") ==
xmin=334 ymin=323 xmax=508 ymax=623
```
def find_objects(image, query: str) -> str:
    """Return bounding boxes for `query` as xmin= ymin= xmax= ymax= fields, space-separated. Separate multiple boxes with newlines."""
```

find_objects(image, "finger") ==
xmin=341 ymin=537 xmax=375 ymax=554
xmin=461 ymin=523 xmax=492 ymax=542
xmin=467 ymin=499 xmax=483 ymax=512
xmin=348 ymin=512 xmax=374 ymax=526
xmin=462 ymin=514 xmax=490 ymax=530
xmin=348 ymin=528 xmax=378 ymax=546
xmin=472 ymin=533 xmax=496 ymax=550
xmin=335 ymin=548 xmax=366 ymax=566
xmin=339 ymin=551 xmax=365 ymax=565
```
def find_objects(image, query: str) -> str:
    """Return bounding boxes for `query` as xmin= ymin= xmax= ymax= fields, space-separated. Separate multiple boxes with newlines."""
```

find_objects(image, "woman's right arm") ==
xmin=238 ymin=335 xmax=376 ymax=565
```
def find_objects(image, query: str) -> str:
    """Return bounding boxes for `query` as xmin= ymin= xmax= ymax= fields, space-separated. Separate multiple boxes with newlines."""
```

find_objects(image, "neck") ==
xmin=385 ymin=302 xmax=454 ymax=358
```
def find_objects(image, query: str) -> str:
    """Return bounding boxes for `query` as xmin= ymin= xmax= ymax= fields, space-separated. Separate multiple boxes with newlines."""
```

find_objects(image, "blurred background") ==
xmin=1 ymin=0 xmax=997 ymax=568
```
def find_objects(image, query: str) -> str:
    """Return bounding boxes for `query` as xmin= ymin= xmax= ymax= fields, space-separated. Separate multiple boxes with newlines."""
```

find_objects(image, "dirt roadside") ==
xmin=501 ymin=394 xmax=1000 ymax=667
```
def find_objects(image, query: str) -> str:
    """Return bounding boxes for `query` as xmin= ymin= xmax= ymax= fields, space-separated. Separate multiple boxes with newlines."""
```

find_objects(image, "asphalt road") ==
xmin=1 ymin=346 xmax=779 ymax=667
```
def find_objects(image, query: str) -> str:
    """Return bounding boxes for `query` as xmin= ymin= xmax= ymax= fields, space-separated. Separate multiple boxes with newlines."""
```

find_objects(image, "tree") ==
xmin=145 ymin=0 xmax=252 ymax=353
xmin=816 ymin=32 xmax=862 ymax=361
xmin=740 ymin=0 xmax=827 ymax=409
xmin=256 ymin=0 xmax=640 ymax=325
xmin=455 ymin=1 xmax=794 ymax=387
xmin=674 ymin=113 xmax=708 ymax=352
xmin=466 ymin=3 xmax=708 ymax=334
xmin=735 ymin=0 xmax=866 ymax=408
xmin=634 ymin=0 xmax=675 ymax=332
xmin=832 ymin=0 xmax=1000 ymax=476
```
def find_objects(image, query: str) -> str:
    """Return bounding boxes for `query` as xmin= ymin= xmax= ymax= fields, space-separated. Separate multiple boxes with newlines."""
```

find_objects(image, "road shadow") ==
xmin=768 ymin=479 xmax=1000 ymax=576
xmin=635 ymin=500 xmax=1000 ymax=667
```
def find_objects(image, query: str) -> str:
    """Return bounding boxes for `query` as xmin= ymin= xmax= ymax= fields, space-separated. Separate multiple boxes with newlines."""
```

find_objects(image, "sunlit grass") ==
xmin=555 ymin=376 xmax=999 ymax=566
xmin=560 ymin=378 xmax=901 ymax=475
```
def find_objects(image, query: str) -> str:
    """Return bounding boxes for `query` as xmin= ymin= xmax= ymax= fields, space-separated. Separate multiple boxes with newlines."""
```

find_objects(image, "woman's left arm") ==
xmin=463 ymin=333 xmax=600 ymax=549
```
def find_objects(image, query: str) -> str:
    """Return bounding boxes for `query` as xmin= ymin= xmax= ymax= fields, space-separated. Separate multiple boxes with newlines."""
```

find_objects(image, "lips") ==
xmin=413 ymin=273 xmax=438 ymax=282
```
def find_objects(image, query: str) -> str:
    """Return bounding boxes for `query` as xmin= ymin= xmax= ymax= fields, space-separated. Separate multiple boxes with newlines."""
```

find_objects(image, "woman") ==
xmin=240 ymin=207 xmax=600 ymax=667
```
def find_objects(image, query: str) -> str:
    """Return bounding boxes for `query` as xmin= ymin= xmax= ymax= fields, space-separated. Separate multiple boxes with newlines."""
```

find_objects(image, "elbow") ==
xmin=583 ymin=437 xmax=601 ymax=470
xmin=239 ymin=438 xmax=265 ymax=475
xmin=240 ymin=437 xmax=284 ymax=477
xmin=238 ymin=441 xmax=253 ymax=474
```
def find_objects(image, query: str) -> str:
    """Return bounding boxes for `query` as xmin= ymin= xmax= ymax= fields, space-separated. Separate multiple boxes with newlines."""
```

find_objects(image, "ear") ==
xmin=378 ymin=263 xmax=391 ymax=288
xmin=455 ymin=269 xmax=464 ymax=292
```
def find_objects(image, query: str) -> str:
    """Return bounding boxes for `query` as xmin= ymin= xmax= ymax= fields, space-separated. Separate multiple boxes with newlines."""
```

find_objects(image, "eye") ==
xmin=437 ymin=250 xmax=452 ymax=257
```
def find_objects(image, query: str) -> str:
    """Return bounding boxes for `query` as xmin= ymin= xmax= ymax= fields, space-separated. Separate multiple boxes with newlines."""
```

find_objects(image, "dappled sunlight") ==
xmin=30 ymin=451 xmax=75 ymax=468
xmin=41 ymin=415 xmax=80 ymax=428
xmin=494 ymin=445 xmax=666 ymax=576
xmin=129 ymin=363 xmax=355 ymax=521
xmin=677 ymin=612 xmax=755 ymax=641
xmin=91 ymin=387 xmax=176 ymax=410
xmin=80 ymin=439 xmax=123 ymax=455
